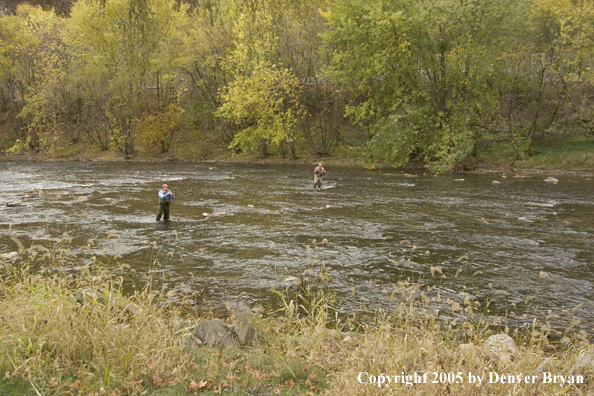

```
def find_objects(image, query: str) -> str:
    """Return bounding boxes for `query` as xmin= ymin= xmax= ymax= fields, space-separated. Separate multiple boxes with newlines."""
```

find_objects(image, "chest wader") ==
xmin=314 ymin=169 xmax=324 ymax=190
xmin=314 ymin=166 xmax=324 ymax=190
xmin=156 ymin=195 xmax=171 ymax=221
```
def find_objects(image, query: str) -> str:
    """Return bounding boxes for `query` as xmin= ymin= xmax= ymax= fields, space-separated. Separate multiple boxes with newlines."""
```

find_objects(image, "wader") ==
xmin=314 ymin=165 xmax=326 ymax=190
xmin=314 ymin=173 xmax=323 ymax=189
xmin=156 ymin=195 xmax=171 ymax=220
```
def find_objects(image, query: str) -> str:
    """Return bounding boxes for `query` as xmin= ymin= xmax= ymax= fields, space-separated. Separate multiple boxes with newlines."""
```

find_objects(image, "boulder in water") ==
xmin=1 ymin=252 xmax=19 ymax=262
xmin=545 ymin=177 xmax=559 ymax=184
xmin=5 ymin=202 xmax=28 ymax=208
xmin=166 ymin=284 xmax=197 ymax=304
xmin=251 ymin=304 xmax=265 ymax=314
xmin=281 ymin=276 xmax=302 ymax=287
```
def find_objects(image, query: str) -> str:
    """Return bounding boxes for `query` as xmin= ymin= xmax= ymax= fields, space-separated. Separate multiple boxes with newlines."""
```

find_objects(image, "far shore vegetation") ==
xmin=1 ymin=234 xmax=593 ymax=395
xmin=1 ymin=0 xmax=594 ymax=174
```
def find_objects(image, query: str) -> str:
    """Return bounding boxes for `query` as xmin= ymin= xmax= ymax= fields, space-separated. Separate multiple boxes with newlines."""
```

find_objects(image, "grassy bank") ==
xmin=1 ymin=236 xmax=593 ymax=396
xmin=470 ymin=137 xmax=594 ymax=173
xmin=2 ymin=135 xmax=593 ymax=176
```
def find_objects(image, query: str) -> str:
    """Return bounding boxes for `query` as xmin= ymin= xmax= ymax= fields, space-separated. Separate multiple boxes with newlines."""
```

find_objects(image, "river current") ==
xmin=0 ymin=162 xmax=592 ymax=333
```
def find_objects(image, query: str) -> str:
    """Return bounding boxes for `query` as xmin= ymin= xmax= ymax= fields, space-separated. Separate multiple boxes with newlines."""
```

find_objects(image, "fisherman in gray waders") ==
xmin=313 ymin=162 xmax=326 ymax=190
xmin=156 ymin=183 xmax=174 ymax=221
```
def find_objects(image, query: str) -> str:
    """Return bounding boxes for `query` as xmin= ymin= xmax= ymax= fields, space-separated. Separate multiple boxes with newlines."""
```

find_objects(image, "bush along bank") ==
xmin=0 ymin=248 xmax=593 ymax=395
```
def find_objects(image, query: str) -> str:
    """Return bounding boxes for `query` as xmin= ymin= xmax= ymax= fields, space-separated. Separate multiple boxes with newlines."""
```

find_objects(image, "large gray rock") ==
xmin=194 ymin=319 xmax=236 ymax=348
xmin=233 ymin=312 xmax=261 ymax=346
xmin=575 ymin=352 xmax=594 ymax=367
xmin=483 ymin=333 xmax=517 ymax=366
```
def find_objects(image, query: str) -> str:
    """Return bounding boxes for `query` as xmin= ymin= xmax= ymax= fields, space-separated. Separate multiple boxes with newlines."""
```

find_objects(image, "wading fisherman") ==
xmin=156 ymin=184 xmax=174 ymax=221
xmin=313 ymin=162 xmax=326 ymax=190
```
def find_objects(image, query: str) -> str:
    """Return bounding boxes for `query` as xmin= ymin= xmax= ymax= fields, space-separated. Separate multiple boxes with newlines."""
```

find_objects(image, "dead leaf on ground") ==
xmin=188 ymin=380 xmax=199 ymax=391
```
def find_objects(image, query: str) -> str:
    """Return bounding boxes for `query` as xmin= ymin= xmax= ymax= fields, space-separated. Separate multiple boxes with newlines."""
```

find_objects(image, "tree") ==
xmin=0 ymin=5 xmax=63 ymax=153
xmin=135 ymin=103 xmax=184 ymax=153
xmin=524 ymin=0 xmax=594 ymax=143
xmin=171 ymin=0 xmax=235 ymax=145
xmin=62 ymin=0 xmax=186 ymax=157
xmin=216 ymin=61 xmax=304 ymax=157
xmin=215 ymin=0 xmax=307 ymax=157
xmin=322 ymin=0 xmax=524 ymax=172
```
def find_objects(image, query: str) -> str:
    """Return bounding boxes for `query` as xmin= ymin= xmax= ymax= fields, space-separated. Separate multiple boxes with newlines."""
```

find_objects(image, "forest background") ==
xmin=0 ymin=0 xmax=593 ymax=173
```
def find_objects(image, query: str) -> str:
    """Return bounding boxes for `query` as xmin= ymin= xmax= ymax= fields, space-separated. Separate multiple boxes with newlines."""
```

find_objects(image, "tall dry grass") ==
xmin=280 ymin=276 xmax=594 ymax=395
xmin=0 ymin=258 xmax=194 ymax=394
xmin=0 ymin=234 xmax=592 ymax=395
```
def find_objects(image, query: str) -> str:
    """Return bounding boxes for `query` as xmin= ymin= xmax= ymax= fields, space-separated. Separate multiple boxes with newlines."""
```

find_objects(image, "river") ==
xmin=1 ymin=161 xmax=592 ymax=333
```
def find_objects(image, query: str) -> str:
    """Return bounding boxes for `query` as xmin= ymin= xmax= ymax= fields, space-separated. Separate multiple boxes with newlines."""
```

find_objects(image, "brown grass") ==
xmin=0 ymin=236 xmax=592 ymax=395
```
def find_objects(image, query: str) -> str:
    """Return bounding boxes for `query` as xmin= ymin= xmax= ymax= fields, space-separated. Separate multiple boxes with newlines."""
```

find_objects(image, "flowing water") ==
xmin=1 ymin=161 xmax=593 ymax=332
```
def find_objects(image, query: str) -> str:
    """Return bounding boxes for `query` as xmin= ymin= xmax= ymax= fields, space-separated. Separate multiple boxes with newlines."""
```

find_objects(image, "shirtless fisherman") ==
xmin=313 ymin=162 xmax=326 ymax=190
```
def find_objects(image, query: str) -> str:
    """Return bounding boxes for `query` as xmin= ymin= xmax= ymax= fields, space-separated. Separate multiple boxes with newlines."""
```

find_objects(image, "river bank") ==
xmin=0 ymin=256 xmax=593 ymax=395
xmin=1 ymin=149 xmax=593 ymax=178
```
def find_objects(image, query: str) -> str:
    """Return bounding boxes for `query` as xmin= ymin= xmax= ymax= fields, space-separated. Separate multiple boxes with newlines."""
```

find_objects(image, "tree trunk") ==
xmin=258 ymin=138 xmax=268 ymax=159
xmin=289 ymin=135 xmax=296 ymax=160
